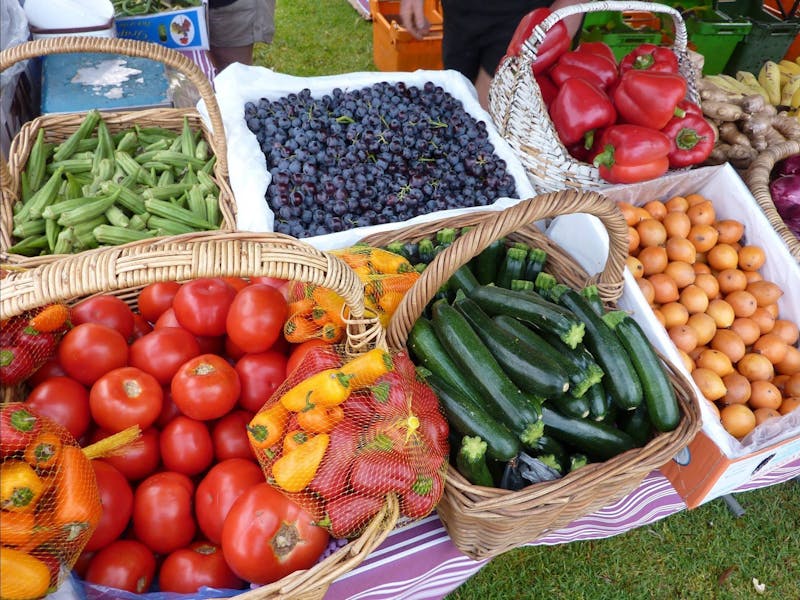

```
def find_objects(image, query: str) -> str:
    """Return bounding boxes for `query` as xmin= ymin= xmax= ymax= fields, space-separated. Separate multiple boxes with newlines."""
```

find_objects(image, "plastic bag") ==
xmin=248 ymin=346 xmax=448 ymax=539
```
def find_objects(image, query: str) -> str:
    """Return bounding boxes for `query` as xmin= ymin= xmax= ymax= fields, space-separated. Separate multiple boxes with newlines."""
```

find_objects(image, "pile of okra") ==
xmin=9 ymin=109 xmax=222 ymax=257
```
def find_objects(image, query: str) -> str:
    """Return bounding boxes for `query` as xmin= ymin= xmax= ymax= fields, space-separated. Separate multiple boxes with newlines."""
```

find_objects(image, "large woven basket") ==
xmin=0 ymin=231 xmax=399 ymax=600
xmin=744 ymin=140 xmax=800 ymax=263
xmin=489 ymin=1 xmax=700 ymax=194
xmin=362 ymin=189 xmax=702 ymax=560
xmin=0 ymin=36 xmax=237 ymax=268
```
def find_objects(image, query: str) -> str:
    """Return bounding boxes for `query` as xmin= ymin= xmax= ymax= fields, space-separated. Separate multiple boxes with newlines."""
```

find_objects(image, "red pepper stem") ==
xmin=633 ymin=54 xmax=655 ymax=70
xmin=674 ymin=106 xmax=686 ymax=118
xmin=675 ymin=127 xmax=705 ymax=151
xmin=592 ymin=144 xmax=615 ymax=169
xmin=583 ymin=130 xmax=596 ymax=151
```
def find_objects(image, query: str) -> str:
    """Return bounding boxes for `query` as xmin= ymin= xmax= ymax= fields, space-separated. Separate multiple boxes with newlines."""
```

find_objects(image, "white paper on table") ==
xmin=197 ymin=64 xmax=537 ymax=249
xmin=546 ymin=164 xmax=800 ymax=460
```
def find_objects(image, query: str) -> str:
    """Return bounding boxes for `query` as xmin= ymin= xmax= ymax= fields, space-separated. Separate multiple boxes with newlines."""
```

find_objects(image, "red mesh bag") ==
xmin=283 ymin=246 xmax=420 ymax=345
xmin=0 ymin=403 xmax=102 ymax=599
xmin=248 ymin=346 xmax=448 ymax=539
xmin=0 ymin=304 xmax=71 ymax=386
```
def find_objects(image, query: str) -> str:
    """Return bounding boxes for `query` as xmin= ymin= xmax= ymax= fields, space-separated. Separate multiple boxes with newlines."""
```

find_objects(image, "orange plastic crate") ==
xmin=370 ymin=0 xmax=443 ymax=71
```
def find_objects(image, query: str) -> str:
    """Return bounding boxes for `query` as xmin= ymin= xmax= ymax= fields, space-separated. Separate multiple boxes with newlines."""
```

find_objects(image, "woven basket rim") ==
xmin=365 ymin=189 xmax=702 ymax=559
xmin=744 ymin=139 xmax=800 ymax=262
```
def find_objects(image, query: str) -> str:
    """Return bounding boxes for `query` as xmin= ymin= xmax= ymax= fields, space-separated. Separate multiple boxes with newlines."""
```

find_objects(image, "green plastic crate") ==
xmin=683 ymin=7 xmax=752 ymax=74
xmin=579 ymin=11 xmax=664 ymax=62
xmin=717 ymin=2 xmax=800 ymax=74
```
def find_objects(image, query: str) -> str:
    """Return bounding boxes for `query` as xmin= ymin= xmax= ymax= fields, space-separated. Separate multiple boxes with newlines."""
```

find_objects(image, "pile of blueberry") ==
xmin=244 ymin=81 xmax=518 ymax=238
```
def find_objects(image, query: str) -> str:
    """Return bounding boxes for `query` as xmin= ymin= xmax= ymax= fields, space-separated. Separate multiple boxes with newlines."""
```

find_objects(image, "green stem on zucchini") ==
xmin=581 ymin=285 xmax=606 ymax=316
xmin=537 ymin=454 xmax=563 ymax=474
xmin=524 ymin=248 xmax=547 ymax=281
xmin=534 ymin=271 xmax=558 ymax=298
xmin=569 ymin=453 xmax=588 ymax=472
xmin=455 ymin=435 xmax=495 ymax=487
xmin=510 ymin=279 xmax=534 ymax=292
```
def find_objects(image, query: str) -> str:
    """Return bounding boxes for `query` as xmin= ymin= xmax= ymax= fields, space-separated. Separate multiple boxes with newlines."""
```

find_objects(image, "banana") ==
xmin=782 ymin=76 xmax=800 ymax=107
xmin=758 ymin=60 xmax=782 ymax=105
xmin=735 ymin=71 xmax=771 ymax=102
xmin=779 ymin=59 xmax=800 ymax=77
xmin=793 ymin=86 xmax=800 ymax=111
xmin=708 ymin=74 xmax=750 ymax=95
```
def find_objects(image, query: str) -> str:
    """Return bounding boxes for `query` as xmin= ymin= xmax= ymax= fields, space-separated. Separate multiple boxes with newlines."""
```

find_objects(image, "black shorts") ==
xmin=440 ymin=0 xmax=551 ymax=81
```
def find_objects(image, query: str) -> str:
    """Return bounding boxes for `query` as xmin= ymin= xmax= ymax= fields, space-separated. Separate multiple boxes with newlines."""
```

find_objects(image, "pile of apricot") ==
xmin=620 ymin=194 xmax=800 ymax=440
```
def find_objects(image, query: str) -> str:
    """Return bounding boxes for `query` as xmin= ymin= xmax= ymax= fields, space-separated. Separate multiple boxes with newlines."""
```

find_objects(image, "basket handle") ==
xmin=0 ymin=231 xmax=374 ymax=348
xmin=522 ymin=1 xmax=688 ymax=61
xmin=0 ymin=36 xmax=227 ymax=173
xmin=385 ymin=188 xmax=628 ymax=349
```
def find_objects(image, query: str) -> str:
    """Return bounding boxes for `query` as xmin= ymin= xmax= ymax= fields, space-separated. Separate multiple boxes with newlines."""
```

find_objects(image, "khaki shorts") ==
xmin=208 ymin=0 xmax=276 ymax=47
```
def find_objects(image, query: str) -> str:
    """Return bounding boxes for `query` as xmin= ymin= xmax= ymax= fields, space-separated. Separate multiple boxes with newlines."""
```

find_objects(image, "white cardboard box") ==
xmin=546 ymin=164 xmax=800 ymax=508
xmin=115 ymin=0 xmax=209 ymax=51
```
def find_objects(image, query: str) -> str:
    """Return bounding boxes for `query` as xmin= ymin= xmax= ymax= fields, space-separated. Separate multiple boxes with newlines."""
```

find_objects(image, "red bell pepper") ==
xmin=661 ymin=113 xmax=716 ymax=168
xmin=613 ymin=70 xmax=688 ymax=130
xmin=574 ymin=41 xmax=617 ymax=65
xmin=550 ymin=50 xmax=618 ymax=91
xmin=549 ymin=78 xmax=617 ymax=149
xmin=535 ymin=73 xmax=559 ymax=108
xmin=593 ymin=124 xmax=672 ymax=184
xmin=677 ymin=99 xmax=703 ymax=119
xmin=619 ymin=43 xmax=679 ymax=75
xmin=506 ymin=8 xmax=570 ymax=74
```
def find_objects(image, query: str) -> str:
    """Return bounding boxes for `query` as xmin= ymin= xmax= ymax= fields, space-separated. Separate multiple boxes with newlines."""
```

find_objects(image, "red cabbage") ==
xmin=769 ymin=173 xmax=800 ymax=238
xmin=774 ymin=154 xmax=800 ymax=178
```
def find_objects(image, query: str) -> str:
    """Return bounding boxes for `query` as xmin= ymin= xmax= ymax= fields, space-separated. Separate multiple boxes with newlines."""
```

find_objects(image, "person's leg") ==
xmin=208 ymin=0 xmax=276 ymax=72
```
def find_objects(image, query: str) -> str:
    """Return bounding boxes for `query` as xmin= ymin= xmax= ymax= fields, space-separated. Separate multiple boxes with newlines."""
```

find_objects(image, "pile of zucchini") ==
xmin=404 ymin=239 xmax=682 ymax=490
xmin=10 ymin=110 xmax=222 ymax=257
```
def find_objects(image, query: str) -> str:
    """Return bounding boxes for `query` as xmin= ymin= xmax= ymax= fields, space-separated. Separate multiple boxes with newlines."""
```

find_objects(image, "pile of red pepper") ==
xmin=505 ymin=8 xmax=715 ymax=184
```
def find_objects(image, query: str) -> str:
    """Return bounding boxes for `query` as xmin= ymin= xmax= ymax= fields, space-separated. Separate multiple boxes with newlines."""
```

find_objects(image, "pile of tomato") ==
xmin=19 ymin=276 xmax=333 ymax=594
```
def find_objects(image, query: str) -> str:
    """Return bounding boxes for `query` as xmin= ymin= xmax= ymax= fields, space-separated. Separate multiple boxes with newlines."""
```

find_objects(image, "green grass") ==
xmin=253 ymin=3 xmax=800 ymax=598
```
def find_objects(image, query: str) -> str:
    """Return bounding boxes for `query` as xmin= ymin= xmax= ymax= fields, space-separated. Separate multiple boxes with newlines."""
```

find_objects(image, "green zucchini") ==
xmin=582 ymin=381 xmax=611 ymax=422
xmin=420 ymin=368 xmax=520 ymax=462
xmin=496 ymin=246 xmax=528 ymax=289
xmin=530 ymin=434 xmax=568 ymax=474
xmin=603 ymin=311 xmax=681 ymax=432
xmin=418 ymin=238 xmax=435 ymax=264
xmin=542 ymin=277 xmax=643 ymax=411
xmin=467 ymin=284 xmax=585 ymax=349
xmin=447 ymin=264 xmax=479 ymax=295
xmin=455 ymin=436 xmax=495 ymax=487
xmin=431 ymin=300 xmax=544 ymax=446
xmin=473 ymin=238 xmax=506 ymax=285
xmin=453 ymin=293 xmax=570 ymax=399
xmin=580 ymin=284 xmax=606 ymax=316
xmin=493 ymin=315 xmax=602 ymax=399
xmin=524 ymin=248 xmax=547 ymax=282
xmin=541 ymin=406 xmax=637 ymax=462
xmin=569 ymin=453 xmax=589 ymax=472
xmin=617 ymin=403 xmax=652 ymax=447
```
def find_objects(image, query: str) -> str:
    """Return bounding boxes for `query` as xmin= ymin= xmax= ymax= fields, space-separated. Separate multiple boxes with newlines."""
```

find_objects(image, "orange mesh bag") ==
xmin=283 ymin=246 xmax=420 ymax=345
xmin=0 ymin=405 xmax=131 ymax=599
xmin=249 ymin=343 xmax=448 ymax=539
xmin=0 ymin=304 xmax=71 ymax=387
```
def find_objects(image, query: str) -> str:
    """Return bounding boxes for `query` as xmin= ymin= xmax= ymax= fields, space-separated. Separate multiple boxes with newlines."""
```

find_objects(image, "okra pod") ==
xmin=101 ymin=182 xmax=146 ymax=215
xmin=142 ymin=183 xmax=193 ymax=201
xmin=53 ymin=109 xmax=101 ymax=161
xmin=43 ymin=195 xmax=103 ymax=220
xmin=64 ymin=173 xmax=84 ymax=200
xmin=45 ymin=218 xmax=59 ymax=252
xmin=73 ymin=137 xmax=100 ymax=153
xmin=72 ymin=215 xmax=108 ymax=237
xmin=93 ymin=120 xmax=115 ymax=171
xmin=180 ymin=116 xmax=196 ymax=157
xmin=139 ymin=161 xmax=174 ymax=173
xmin=146 ymin=215 xmax=195 ymax=235
xmin=57 ymin=190 xmax=120 ymax=227
xmin=144 ymin=198 xmax=214 ymax=230
xmin=169 ymin=134 xmax=184 ymax=153
xmin=19 ymin=172 xmax=32 ymax=203
xmin=46 ymin=158 xmax=93 ymax=174
xmin=12 ymin=219 xmax=46 ymax=238
xmin=8 ymin=234 xmax=49 ymax=256
xmin=52 ymin=229 xmax=74 ymax=255
xmin=152 ymin=150 xmax=205 ymax=171
xmin=26 ymin=128 xmax=48 ymax=192
xmin=71 ymin=227 xmax=99 ymax=250
xmin=181 ymin=165 xmax=197 ymax=186
xmin=205 ymin=194 xmax=221 ymax=227
xmin=128 ymin=214 xmax=149 ymax=230
xmin=116 ymin=131 xmax=139 ymax=154
xmin=200 ymin=155 xmax=216 ymax=174
xmin=116 ymin=151 xmax=155 ymax=187
xmin=194 ymin=140 xmax=208 ymax=161
xmin=105 ymin=205 xmax=130 ymax=228
xmin=16 ymin=166 xmax=65 ymax=222
xmin=158 ymin=169 xmax=175 ymax=187
xmin=196 ymin=170 xmax=218 ymax=196
xmin=187 ymin=185 xmax=207 ymax=222
xmin=93 ymin=224 xmax=156 ymax=245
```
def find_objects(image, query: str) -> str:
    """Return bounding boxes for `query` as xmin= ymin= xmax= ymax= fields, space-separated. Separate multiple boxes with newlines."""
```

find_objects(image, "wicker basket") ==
xmin=362 ymin=189 xmax=702 ymax=560
xmin=0 ymin=36 xmax=237 ymax=269
xmin=744 ymin=140 xmax=800 ymax=263
xmin=489 ymin=1 xmax=700 ymax=195
xmin=0 ymin=231 xmax=398 ymax=600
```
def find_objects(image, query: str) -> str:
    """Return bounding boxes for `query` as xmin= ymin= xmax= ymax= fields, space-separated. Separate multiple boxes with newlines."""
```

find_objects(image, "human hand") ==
xmin=399 ymin=0 xmax=431 ymax=39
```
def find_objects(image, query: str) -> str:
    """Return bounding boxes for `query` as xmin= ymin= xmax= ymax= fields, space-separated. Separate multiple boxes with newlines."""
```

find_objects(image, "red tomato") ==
xmin=58 ymin=323 xmax=129 ymax=386
xmin=25 ymin=376 xmax=90 ymax=440
xmin=27 ymin=358 xmax=67 ymax=388
xmin=71 ymin=295 xmax=135 ymax=341
xmin=159 ymin=416 xmax=214 ymax=476
xmin=211 ymin=410 xmax=256 ymax=462
xmin=225 ymin=284 xmax=288 ymax=353
xmin=73 ymin=550 xmax=95 ymax=579
xmin=129 ymin=313 xmax=153 ymax=341
xmin=250 ymin=276 xmax=288 ymax=289
xmin=133 ymin=471 xmax=196 ymax=554
xmin=158 ymin=541 xmax=243 ymax=593
xmin=85 ymin=460 xmax=134 ymax=552
xmin=286 ymin=340 xmax=336 ymax=376
xmin=195 ymin=458 xmax=264 ymax=544
xmin=195 ymin=334 xmax=225 ymax=356
xmin=235 ymin=351 xmax=288 ymax=413
xmin=223 ymin=335 xmax=247 ymax=361
xmin=172 ymin=278 xmax=237 ymax=337
xmin=129 ymin=327 xmax=201 ymax=386
xmin=219 ymin=277 xmax=249 ymax=292
xmin=92 ymin=427 xmax=161 ymax=481
xmin=85 ymin=539 xmax=156 ymax=593
xmin=156 ymin=388 xmax=183 ymax=429
xmin=137 ymin=281 xmax=181 ymax=323
xmin=221 ymin=482 xmax=329 ymax=584
xmin=90 ymin=367 xmax=163 ymax=433
xmin=171 ymin=354 xmax=240 ymax=421
xmin=154 ymin=307 xmax=181 ymax=329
